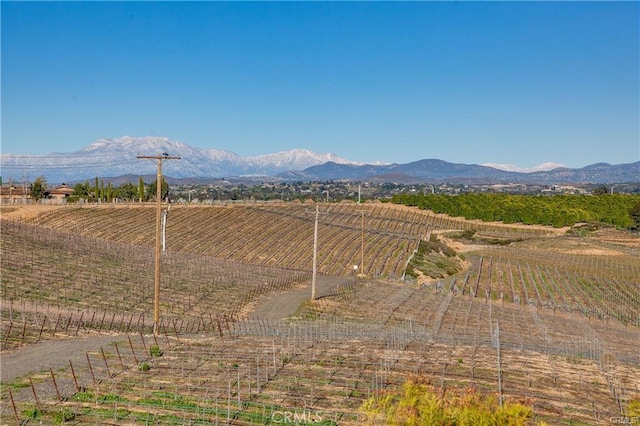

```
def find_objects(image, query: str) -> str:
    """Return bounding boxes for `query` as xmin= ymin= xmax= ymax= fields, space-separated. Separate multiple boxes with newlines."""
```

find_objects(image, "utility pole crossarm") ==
xmin=136 ymin=154 xmax=182 ymax=161
xmin=137 ymin=153 xmax=180 ymax=336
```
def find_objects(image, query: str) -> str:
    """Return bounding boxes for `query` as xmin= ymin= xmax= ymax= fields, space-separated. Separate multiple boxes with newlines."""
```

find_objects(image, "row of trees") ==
xmin=391 ymin=192 xmax=640 ymax=229
xmin=29 ymin=177 xmax=168 ymax=203
xmin=72 ymin=177 xmax=168 ymax=202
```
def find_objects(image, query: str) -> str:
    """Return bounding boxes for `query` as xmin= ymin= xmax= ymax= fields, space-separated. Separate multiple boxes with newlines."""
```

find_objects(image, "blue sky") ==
xmin=1 ymin=1 xmax=638 ymax=168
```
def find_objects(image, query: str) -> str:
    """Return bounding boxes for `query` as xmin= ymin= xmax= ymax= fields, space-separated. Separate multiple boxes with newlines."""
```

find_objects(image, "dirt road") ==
xmin=0 ymin=275 xmax=352 ymax=383
xmin=247 ymin=275 xmax=351 ymax=320
xmin=1 ymin=334 xmax=127 ymax=383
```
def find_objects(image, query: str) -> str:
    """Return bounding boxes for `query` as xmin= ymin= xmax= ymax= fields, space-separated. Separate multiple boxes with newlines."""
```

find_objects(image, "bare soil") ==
xmin=0 ymin=276 xmax=344 ymax=384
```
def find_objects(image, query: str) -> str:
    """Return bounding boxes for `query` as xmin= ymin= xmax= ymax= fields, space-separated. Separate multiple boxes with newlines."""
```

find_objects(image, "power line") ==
xmin=1 ymin=153 xmax=127 ymax=159
xmin=1 ymin=160 xmax=140 ymax=170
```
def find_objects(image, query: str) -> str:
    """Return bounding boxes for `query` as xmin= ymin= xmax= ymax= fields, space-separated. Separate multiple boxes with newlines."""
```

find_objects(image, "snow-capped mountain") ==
xmin=481 ymin=162 xmax=566 ymax=173
xmin=2 ymin=136 xmax=635 ymax=185
xmin=244 ymin=148 xmax=359 ymax=175
xmin=0 ymin=136 xmax=359 ymax=183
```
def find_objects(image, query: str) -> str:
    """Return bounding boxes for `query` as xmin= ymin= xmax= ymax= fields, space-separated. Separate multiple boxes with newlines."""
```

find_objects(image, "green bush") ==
xmin=361 ymin=376 xmax=532 ymax=425
xmin=149 ymin=345 xmax=163 ymax=357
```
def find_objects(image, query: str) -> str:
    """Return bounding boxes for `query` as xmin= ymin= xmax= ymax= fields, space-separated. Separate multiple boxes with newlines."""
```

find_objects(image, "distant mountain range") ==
xmin=1 ymin=136 xmax=638 ymax=185
xmin=282 ymin=159 xmax=639 ymax=185
xmin=1 ymin=136 xmax=359 ymax=184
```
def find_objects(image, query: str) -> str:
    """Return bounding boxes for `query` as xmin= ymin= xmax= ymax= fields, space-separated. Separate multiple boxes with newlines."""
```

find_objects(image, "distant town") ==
xmin=2 ymin=178 xmax=638 ymax=206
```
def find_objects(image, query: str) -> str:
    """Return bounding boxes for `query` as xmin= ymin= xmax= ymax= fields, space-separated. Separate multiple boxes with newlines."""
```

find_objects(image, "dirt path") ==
xmin=0 ymin=276 xmax=352 ymax=383
xmin=246 ymin=275 xmax=353 ymax=321
xmin=1 ymin=334 xmax=127 ymax=383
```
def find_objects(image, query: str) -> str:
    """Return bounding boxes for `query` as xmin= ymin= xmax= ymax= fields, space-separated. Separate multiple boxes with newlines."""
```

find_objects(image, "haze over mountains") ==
xmin=1 ymin=136 xmax=638 ymax=185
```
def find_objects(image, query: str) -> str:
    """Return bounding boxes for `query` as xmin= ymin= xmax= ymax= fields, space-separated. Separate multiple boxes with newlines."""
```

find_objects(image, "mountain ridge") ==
xmin=283 ymin=159 xmax=639 ymax=185
xmin=1 ymin=136 xmax=638 ymax=185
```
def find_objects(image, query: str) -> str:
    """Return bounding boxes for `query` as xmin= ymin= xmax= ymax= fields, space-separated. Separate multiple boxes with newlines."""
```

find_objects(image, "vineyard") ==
xmin=23 ymin=203 xmax=559 ymax=278
xmin=1 ymin=202 xmax=639 ymax=424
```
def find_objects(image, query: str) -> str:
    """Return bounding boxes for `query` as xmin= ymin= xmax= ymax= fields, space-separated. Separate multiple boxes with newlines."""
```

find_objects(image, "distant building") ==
xmin=46 ymin=183 xmax=75 ymax=202
xmin=0 ymin=184 xmax=30 ymax=204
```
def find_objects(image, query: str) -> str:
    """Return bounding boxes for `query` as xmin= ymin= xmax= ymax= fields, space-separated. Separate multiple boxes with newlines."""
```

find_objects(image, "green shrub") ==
xmin=361 ymin=375 xmax=532 ymax=425
xmin=139 ymin=362 xmax=151 ymax=372
xmin=149 ymin=345 xmax=163 ymax=357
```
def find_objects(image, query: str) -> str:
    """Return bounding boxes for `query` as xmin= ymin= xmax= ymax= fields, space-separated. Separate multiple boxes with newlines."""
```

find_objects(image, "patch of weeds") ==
xmin=52 ymin=407 xmax=76 ymax=424
xmin=406 ymin=236 xmax=463 ymax=280
xmin=149 ymin=344 xmax=163 ymax=357
xmin=97 ymin=393 xmax=124 ymax=403
xmin=113 ymin=407 xmax=131 ymax=421
xmin=566 ymin=355 xmax=584 ymax=365
xmin=290 ymin=300 xmax=319 ymax=321
xmin=5 ymin=379 xmax=30 ymax=389
xmin=479 ymin=236 xmax=524 ymax=246
xmin=139 ymin=362 xmax=151 ymax=372
xmin=72 ymin=391 xmax=95 ymax=402
xmin=138 ymin=397 xmax=165 ymax=407
xmin=22 ymin=407 xmax=44 ymax=420
xmin=135 ymin=411 xmax=158 ymax=424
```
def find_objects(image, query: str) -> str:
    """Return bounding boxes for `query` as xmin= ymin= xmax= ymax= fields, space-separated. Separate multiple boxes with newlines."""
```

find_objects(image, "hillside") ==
xmin=1 ymin=203 xmax=639 ymax=424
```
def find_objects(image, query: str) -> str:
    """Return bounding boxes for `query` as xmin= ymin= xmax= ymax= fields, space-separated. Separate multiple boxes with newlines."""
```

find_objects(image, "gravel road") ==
xmin=248 ymin=275 xmax=351 ymax=320
xmin=1 ymin=334 xmax=127 ymax=383
xmin=1 ymin=275 xmax=354 ymax=383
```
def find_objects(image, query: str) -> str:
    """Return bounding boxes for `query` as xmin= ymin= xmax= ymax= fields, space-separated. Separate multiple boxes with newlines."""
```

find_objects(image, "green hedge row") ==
xmin=391 ymin=193 xmax=640 ymax=228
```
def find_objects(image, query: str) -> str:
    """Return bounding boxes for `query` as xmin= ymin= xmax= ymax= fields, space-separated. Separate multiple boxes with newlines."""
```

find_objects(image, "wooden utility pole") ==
xmin=357 ymin=209 xmax=366 ymax=275
xmin=137 ymin=153 xmax=180 ymax=335
xmin=307 ymin=205 xmax=328 ymax=300
xmin=312 ymin=205 xmax=319 ymax=300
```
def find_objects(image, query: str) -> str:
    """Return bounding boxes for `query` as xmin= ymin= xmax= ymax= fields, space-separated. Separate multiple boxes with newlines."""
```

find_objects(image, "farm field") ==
xmin=1 ymin=202 xmax=639 ymax=425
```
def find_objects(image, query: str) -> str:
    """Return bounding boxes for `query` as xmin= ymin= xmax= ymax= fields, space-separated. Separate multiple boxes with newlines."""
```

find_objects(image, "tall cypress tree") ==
xmin=138 ymin=177 xmax=145 ymax=202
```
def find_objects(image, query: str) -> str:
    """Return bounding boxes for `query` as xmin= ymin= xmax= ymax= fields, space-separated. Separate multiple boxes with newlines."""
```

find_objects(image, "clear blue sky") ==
xmin=2 ymin=1 xmax=638 ymax=168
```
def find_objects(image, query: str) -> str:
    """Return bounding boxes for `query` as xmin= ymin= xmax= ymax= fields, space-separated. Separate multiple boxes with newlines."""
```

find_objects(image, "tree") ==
xmin=146 ymin=177 xmax=169 ymax=201
xmin=73 ymin=181 xmax=91 ymax=199
xmin=106 ymin=182 xmax=114 ymax=202
xmin=592 ymin=186 xmax=609 ymax=196
xmin=138 ymin=177 xmax=146 ymax=202
xmin=117 ymin=183 xmax=138 ymax=201
xmin=30 ymin=176 xmax=48 ymax=202
xmin=630 ymin=202 xmax=640 ymax=231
